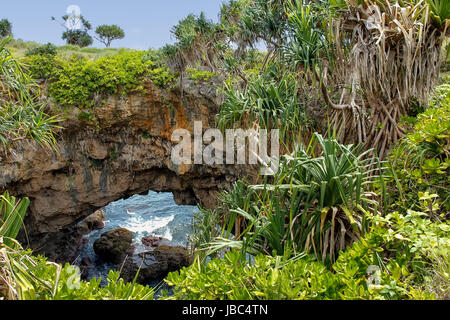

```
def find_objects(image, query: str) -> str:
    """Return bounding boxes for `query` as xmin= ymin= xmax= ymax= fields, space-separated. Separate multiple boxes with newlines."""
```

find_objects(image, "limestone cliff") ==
xmin=0 ymin=80 xmax=253 ymax=235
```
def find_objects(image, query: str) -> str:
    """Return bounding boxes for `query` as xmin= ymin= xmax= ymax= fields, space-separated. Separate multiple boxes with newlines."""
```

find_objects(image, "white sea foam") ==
xmin=124 ymin=214 xmax=175 ymax=236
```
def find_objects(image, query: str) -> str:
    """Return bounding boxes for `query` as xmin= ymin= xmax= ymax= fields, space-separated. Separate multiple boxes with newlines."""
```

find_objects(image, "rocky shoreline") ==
xmin=25 ymin=208 xmax=192 ymax=285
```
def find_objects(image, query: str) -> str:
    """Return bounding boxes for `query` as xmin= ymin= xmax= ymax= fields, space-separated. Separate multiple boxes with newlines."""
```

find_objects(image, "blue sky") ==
xmin=1 ymin=0 xmax=224 ymax=49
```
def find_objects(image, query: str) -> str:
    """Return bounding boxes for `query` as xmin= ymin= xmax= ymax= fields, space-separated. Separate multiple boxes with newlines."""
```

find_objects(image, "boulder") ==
xmin=79 ymin=209 xmax=106 ymax=232
xmin=120 ymin=245 xmax=192 ymax=284
xmin=141 ymin=235 xmax=166 ymax=248
xmin=93 ymin=228 xmax=134 ymax=263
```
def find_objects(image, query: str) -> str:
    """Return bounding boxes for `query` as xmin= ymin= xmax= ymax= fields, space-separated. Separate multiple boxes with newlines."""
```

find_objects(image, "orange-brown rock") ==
xmin=0 ymin=80 xmax=252 ymax=236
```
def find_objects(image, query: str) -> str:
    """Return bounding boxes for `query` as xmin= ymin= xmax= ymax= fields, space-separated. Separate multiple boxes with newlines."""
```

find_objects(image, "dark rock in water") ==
xmin=79 ymin=257 xmax=92 ymax=281
xmin=93 ymin=228 xmax=134 ymax=264
xmin=81 ymin=257 xmax=92 ymax=267
xmin=141 ymin=235 xmax=166 ymax=248
xmin=120 ymin=245 xmax=192 ymax=284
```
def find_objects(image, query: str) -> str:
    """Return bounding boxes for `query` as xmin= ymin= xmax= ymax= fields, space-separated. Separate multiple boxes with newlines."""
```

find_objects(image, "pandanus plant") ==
xmin=0 ymin=37 xmax=60 ymax=149
xmin=203 ymin=133 xmax=383 ymax=264
xmin=285 ymin=0 xmax=449 ymax=158
xmin=0 ymin=192 xmax=33 ymax=300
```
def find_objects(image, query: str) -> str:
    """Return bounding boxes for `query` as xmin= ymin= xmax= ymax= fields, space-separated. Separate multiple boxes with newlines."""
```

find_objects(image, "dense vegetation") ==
xmin=167 ymin=209 xmax=449 ymax=300
xmin=0 ymin=38 xmax=59 ymax=148
xmin=1 ymin=0 xmax=449 ymax=300
xmin=168 ymin=95 xmax=450 ymax=299
xmin=162 ymin=0 xmax=449 ymax=300
xmin=23 ymin=50 xmax=175 ymax=109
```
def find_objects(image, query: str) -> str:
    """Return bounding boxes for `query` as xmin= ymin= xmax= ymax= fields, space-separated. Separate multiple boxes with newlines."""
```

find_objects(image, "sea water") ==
xmin=76 ymin=191 xmax=198 ymax=284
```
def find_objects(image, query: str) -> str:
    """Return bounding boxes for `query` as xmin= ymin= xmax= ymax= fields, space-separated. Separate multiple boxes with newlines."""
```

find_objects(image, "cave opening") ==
xmin=79 ymin=191 xmax=198 ymax=284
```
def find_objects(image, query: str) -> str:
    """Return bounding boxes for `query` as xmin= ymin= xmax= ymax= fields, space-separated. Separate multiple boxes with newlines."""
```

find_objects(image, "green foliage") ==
xmin=23 ymin=54 xmax=63 ymax=80
xmin=218 ymin=73 xmax=306 ymax=141
xmin=284 ymin=0 xmax=331 ymax=72
xmin=186 ymin=68 xmax=217 ymax=83
xmin=0 ymin=192 xmax=29 ymax=248
xmin=198 ymin=133 xmax=382 ymax=264
xmin=238 ymin=0 xmax=288 ymax=49
xmin=149 ymin=66 xmax=177 ymax=88
xmin=142 ymin=49 xmax=167 ymax=68
xmin=165 ymin=251 xmax=341 ymax=300
xmin=95 ymin=25 xmax=125 ymax=47
xmin=388 ymin=94 xmax=450 ymax=214
xmin=24 ymin=50 xmax=176 ymax=108
xmin=62 ymin=30 xmax=93 ymax=48
xmin=24 ymin=43 xmax=57 ymax=57
xmin=0 ymin=37 xmax=60 ymax=149
xmin=165 ymin=210 xmax=449 ymax=300
xmin=0 ymin=19 xmax=12 ymax=38
xmin=426 ymin=0 xmax=450 ymax=26
xmin=333 ymin=210 xmax=450 ymax=300
xmin=430 ymin=83 xmax=450 ymax=108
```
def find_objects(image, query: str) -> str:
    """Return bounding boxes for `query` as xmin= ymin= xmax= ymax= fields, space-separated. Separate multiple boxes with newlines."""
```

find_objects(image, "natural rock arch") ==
xmin=0 ymin=81 xmax=249 ymax=236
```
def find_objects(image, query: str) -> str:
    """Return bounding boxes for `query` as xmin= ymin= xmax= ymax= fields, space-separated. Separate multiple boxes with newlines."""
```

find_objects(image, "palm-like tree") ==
xmin=201 ymin=133 xmax=382 ymax=263
xmin=167 ymin=12 xmax=223 ymax=74
xmin=236 ymin=0 xmax=289 ymax=70
xmin=286 ymin=0 xmax=449 ymax=158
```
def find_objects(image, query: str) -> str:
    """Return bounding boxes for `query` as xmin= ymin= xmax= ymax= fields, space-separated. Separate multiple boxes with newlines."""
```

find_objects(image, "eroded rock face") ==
xmin=0 ymin=81 xmax=254 ymax=237
xmin=25 ymin=210 xmax=106 ymax=263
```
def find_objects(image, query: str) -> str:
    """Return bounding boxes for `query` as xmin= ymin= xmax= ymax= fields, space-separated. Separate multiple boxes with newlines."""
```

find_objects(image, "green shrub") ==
xmin=334 ymin=210 xmax=450 ymax=300
xmin=143 ymin=49 xmax=168 ymax=68
xmin=149 ymin=67 xmax=176 ymax=88
xmin=165 ymin=251 xmax=341 ymax=300
xmin=23 ymin=54 xmax=63 ymax=80
xmin=0 ymin=38 xmax=60 ymax=149
xmin=24 ymin=50 xmax=176 ymax=108
xmin=199 ymin=133 xmax=382 ymax=264
xmin=165 ymin=210 xmax=449 ymax=300
xmin=24 ymin=43 xmax=57 ymax=57
xmin=388 ymin=95 xmax=449 ymax=214
xmin=48 ymin=51 xmax=151 ymax=108
xmin=186 ymin=68 xmax=217 ymax=83
xmin=218 ymin=74 xmax=306 ymax=141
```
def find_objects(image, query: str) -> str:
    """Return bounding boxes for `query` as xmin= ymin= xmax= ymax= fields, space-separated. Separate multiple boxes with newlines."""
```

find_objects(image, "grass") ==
xmin=6 ymin=38 xmax=130 ymax=60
